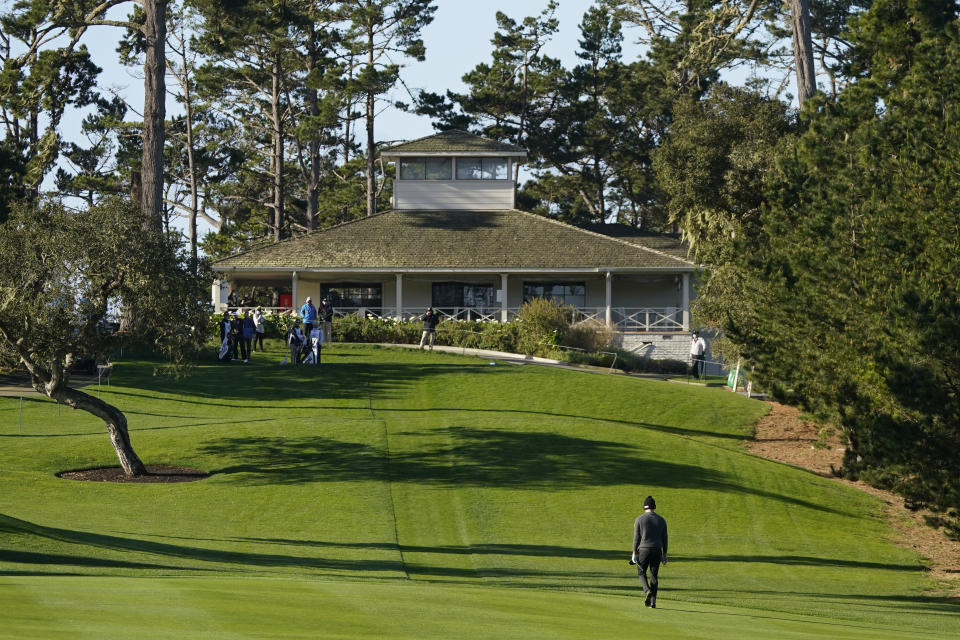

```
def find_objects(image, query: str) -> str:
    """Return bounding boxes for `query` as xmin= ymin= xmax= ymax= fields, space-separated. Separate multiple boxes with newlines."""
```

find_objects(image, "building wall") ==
xmin=394 ymin=181 xmax=515 ymax=210
xmin=617 ymin=332 xmax=722 ymax=375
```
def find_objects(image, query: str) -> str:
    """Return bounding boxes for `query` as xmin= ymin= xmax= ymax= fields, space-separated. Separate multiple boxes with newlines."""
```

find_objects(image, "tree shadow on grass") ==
xmin=0 ymin=513 xmax=610 ymax=581
xmin=116 ymin=361 xmax=510 ymax=403
xmin=199 ymin=427 xmax=841 ymax=513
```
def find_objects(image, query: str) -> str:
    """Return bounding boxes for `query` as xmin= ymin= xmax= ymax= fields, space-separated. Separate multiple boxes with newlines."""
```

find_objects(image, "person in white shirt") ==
xmin=690 ymin=331 xmax=706 ymax=379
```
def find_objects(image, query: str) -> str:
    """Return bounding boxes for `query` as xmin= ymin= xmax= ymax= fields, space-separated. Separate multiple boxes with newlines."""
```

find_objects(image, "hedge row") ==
xmin=208 ymin=303 xmax=687 ymax=375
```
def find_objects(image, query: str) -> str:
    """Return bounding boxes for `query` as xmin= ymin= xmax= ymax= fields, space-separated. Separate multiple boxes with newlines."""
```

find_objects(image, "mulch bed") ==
xmin=57 ymin=465 xmax=209 ymax=483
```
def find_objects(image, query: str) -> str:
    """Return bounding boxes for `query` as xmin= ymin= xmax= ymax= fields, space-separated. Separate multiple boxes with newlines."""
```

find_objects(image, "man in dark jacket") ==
xmin=318 ymin=297 xmax=333 ymax=343
xmin=229 ymin=312 xmax=244 ymax=361
xmin=419 ymin=307 xmax=438 ymax=350
xmin=632 ymin=495 xmax=669 ymax=608
xmin=286 ymin=319 xmax=305 ymax=365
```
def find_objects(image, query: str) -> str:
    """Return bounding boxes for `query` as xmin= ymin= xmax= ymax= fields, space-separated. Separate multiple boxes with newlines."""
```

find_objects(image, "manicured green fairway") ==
xmin=1 ymin=344 xmax=958 ymax=638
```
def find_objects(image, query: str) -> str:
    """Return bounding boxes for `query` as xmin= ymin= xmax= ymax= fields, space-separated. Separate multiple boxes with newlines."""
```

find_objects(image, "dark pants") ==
xmin=240 ymin=337 xmax=251 ymax=360
xmin=303 ymin=322 xmax=313 ymax=336
xmin=289 ymin=342 xmax=301 ymax=365
xmin=691 ymin=354 xmax=705 ymax=378
xmin=253 ymin=333 xmax=264 ymax=351
xmin=636 ymin=547 xmax=662 ymax=597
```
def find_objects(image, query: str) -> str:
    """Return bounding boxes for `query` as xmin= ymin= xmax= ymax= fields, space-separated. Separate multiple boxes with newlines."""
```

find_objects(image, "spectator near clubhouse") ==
xmin=300 ymin=297 xmax=317 ymax=335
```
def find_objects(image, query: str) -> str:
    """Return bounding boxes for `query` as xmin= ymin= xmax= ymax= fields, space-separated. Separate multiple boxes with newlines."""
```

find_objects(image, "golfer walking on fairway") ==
xmin=632 ymin=495 xmax=668 ymax=608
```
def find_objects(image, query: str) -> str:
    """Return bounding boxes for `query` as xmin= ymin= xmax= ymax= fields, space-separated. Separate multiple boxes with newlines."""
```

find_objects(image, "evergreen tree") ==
xmin=731 ymin=0 xmax=960 ymax=535
xmin=336 ymin=0 xmax=435 ymax=216
xmin=0 ymin=0 xmax=101 ymax=217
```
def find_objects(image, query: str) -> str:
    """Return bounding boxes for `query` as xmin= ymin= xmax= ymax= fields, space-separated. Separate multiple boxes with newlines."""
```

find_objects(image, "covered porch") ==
xmin=214 ymin=268 xmax=693 ymax=333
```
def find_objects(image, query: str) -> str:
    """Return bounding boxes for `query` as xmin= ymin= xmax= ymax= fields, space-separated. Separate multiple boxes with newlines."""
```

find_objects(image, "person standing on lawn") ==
xmin=690 ymin=331 xmax=707 ymax=379
xmin=300 ymin=296 xmax=317 ymax=335
xmin=632 ymin=495 xmax=668 ymax=608
xmin=252 ymin=307 xmax=265 ymax=352
xmin=286 ymin=319 xmax=305 ymax=365
xmin=318 ymin=297 xmax=333 ymax=343
xmin=419 ymin=307 xmax=438 ymax=350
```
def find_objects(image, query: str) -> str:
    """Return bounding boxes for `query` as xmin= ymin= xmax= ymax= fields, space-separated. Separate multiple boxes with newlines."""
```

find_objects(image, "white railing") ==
xmin=223 ymin=305 xmax=686 ymax=332
xmin=571 ymin=307 xmax=606 ymax=325
xmin=613 ymin=307 xmax=684 ymax=332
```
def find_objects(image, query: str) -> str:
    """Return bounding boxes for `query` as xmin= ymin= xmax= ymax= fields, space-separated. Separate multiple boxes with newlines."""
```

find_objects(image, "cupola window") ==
xmin=456 ymin=157 xmax=509 ymax=180
xmin=399 ymin=157 xmax=453 ymax=180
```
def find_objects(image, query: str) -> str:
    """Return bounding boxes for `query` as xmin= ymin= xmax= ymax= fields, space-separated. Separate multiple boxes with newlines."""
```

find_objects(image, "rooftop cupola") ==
xmin=380 ymin=130 xmax=527 ymax=211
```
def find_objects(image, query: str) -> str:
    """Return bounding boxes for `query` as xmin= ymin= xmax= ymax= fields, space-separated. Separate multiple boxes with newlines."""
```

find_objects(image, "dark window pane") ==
xmin=523 ymin=282 xmax=585 ymax=307
xmin=399 ymin=159 xmax=425 ymax=180
xmin=482 ymin=157 xmax=508 ymax=179
xmin=321 ymin=283 xmax=383 ymax=308
xmin=425 ymin=158 xmax=452 ymax=180
xmin=455 ymin=158 xmax=482 ymax=180
xmin=432 ymin=282 xmax=494 ymax=309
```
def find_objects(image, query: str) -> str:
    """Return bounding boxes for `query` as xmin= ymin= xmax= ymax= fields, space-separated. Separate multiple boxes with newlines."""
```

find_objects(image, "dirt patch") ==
xmin=748 ymin=401 xmax=960 ymax=596
xmin=58 ymin=465 xmax=209 ymax=483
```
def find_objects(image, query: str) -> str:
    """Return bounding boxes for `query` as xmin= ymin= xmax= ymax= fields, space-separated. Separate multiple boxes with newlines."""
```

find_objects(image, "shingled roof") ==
xmin=580 ymin=223 xmax=691 ymax=261
xmin=381 ymin=130 xmax=527 ymax=156
xmin=215 ymin=210 xmax=694 ymax=272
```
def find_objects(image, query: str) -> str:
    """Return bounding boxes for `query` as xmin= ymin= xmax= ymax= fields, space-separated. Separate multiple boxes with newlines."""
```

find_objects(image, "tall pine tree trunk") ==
xmin=365 ymin=27 xmax=376 ymax=217
xmin=142 ymin=0 xmax=167 ymax=230
xmin=271 ymin=54 xmax=285 ymax=241
xmin=791 ymin=0 xmax=816 ymax=106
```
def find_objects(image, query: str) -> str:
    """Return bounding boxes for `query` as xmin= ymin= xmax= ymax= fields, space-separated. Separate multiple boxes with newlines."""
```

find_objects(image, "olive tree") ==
xmin=0 ymin=197 xmax=210 ymax=475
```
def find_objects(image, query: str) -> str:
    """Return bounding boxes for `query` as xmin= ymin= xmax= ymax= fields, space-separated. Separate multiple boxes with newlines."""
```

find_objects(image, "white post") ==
xmin=500 ymin=273 xmax=509 ymax=322
xmin=682 ymin=273 xmax=691 ymax=331
xmin=605 ymin=271 xmax=613 ymax=328
xmin=395 ymin=273 xmax=404 ymax=321
xmin=292 ymin=271 xmax=300 ymax=313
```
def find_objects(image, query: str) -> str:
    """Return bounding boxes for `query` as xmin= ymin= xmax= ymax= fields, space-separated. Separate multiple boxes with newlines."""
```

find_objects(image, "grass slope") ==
xmin=1 ymin=343 xmax=957 ymax=638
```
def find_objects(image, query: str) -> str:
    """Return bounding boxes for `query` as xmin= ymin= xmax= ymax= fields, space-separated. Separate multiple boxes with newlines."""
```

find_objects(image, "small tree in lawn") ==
xmin=0 ymin=197 xmax=210 ymax=476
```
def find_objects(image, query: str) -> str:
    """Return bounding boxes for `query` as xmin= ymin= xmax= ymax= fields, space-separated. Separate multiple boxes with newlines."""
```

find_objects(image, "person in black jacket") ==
xmin=286 ymin=319 xmax=305 ymax=365
xmin=318 ymin=297 xmax=333 ymax=343
xmin=229 ymin=312 xmax=244 ymax=361
xmin=631 ymin=495 xmax=669 ymax=608
xmin=419 ymin=307 xmax=438 ymax=350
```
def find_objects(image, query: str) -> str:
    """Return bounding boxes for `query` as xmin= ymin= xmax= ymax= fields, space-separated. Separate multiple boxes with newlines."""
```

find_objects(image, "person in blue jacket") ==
xmin=300 ymin=296 xmax=317 ymax=335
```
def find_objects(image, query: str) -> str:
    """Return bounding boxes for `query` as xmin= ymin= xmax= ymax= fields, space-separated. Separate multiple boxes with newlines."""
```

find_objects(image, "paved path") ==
xmin=0 ymin=373 xmax=101 ymax=398
xmin=383 ymin=343 xmax=673 ymax=380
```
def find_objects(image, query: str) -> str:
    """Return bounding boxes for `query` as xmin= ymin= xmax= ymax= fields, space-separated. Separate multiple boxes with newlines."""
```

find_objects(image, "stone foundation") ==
xmin=615 ymin=332 xmax=723 ymax=376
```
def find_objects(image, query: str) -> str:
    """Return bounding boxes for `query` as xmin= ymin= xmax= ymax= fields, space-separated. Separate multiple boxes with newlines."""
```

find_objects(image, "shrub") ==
xmin=516 ymin=298 xmax=571 ymax=356
xmin=564 ymin=319 xmax=614 ymax=353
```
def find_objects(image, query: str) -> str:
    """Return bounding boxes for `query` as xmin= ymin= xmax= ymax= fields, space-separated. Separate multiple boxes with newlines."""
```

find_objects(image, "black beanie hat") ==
xmin=643 ymin=496 xmax=656 ymax=510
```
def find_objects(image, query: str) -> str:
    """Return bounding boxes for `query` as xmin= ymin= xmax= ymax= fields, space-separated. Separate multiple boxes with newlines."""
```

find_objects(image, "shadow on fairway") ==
xmin=239 ymin=538 xmax=623 ymax=560
xmin=112 ymin=361 xmax=508 ymax=404
xmin=0 ymin=513 xmax=615 ymax=581
xmin=666 ymin=587 xmax=960 ymax=617
xmin=199 ymin=428 xmax=840 ymax=513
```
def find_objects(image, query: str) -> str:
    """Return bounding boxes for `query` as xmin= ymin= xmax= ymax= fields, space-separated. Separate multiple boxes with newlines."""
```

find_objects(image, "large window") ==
xmin=455 ymin=157 xmax=509 ymax=180
xmin=433 ymin=282 xmax=494 ymax=317
xmin=321 ymin=283 xmax=382 ymax=308
xmin=523 ymin=282 xmax=586 ymax=308
xmin=398 ymin=157 xmax=452 ymax=180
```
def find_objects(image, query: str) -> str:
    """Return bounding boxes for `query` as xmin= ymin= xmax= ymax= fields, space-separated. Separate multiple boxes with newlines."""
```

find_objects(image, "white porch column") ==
xmin=605 ymin=271 xmax=613 ymax=328
xmin=682 ymin=273 xmax=691 ymax=331
xmin=395 ymin=273 xmax=404 ymax=321
xmin=292 ymin=271 xmax=299 ymax=312
xmin=500 ymin=273 xmax=509 ymax=322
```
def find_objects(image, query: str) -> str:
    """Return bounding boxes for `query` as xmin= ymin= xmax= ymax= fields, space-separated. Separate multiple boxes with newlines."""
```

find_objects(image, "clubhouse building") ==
xmin=212 ymin=130 xmax=699 ymax=360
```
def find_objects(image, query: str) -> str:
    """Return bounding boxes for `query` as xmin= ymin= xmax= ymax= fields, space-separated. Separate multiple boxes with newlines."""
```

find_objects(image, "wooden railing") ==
xmin=222 ymin=305 xmax=687 ymax=332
